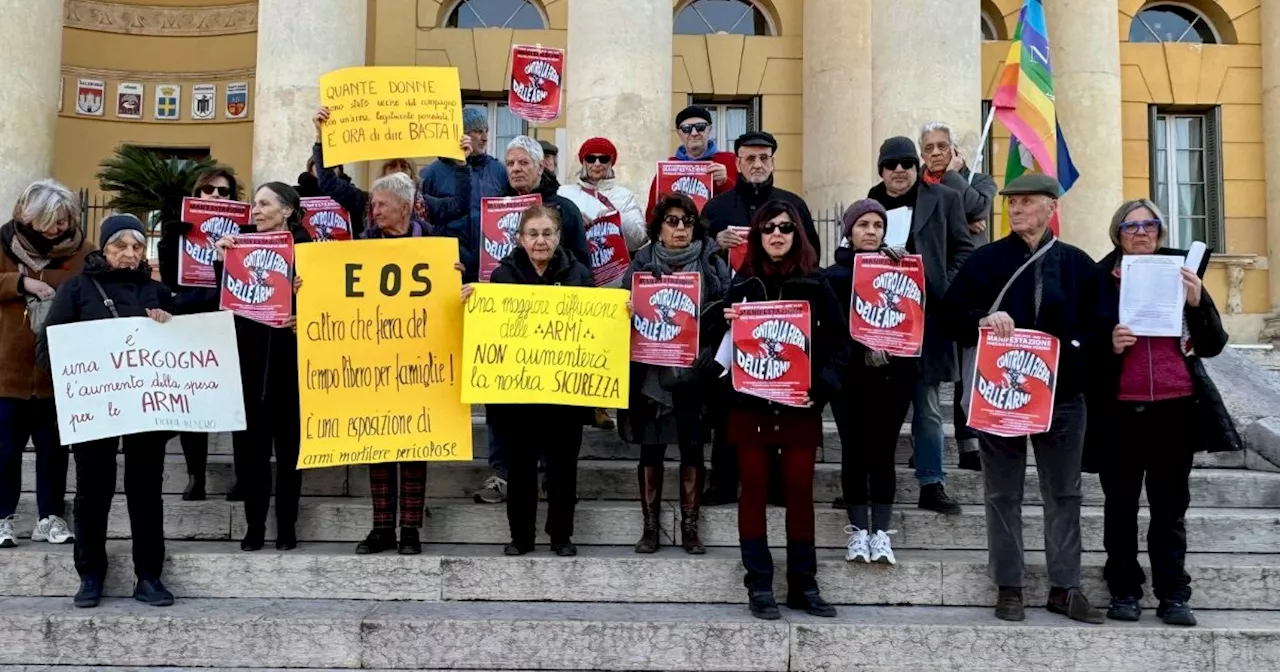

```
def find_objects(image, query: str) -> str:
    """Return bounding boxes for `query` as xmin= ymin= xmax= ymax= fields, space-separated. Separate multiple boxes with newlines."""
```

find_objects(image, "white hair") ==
xmin=919 ymin=122 xmax=955 ymax=147
xmin=369 ymin=172 xmax=416 ymax=205
xmin=13 ymin=179 xmax=79 ymax=233
xmin=506 ymin=135 xmax=544 ymax=163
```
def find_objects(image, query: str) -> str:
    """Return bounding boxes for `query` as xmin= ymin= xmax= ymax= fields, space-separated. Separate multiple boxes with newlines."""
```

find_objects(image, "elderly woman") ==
xmin=214 ymin=183 xmax=311 ymax=553
xmin=1086 ymin=200 xmax=1241 ymax=627
xmin=826 ymin=199 xmax=917 ymax=566
xmin=621 ymin=193 xmax=730 ymax=555
xmin=37 ymin=214 xmax=174 ymax=608
xmin=558 ymin=137 xmax=649 ymax=286
xmin=725 ymin=199 xmax=848 ymax=620
xmin=0 ymin=180 xmax=90 ymax=549
xmin=157 ymin=165 xmax=244 ymax=502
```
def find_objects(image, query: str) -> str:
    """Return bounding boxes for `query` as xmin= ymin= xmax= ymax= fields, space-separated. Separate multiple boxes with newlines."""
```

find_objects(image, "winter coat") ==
xmin=937 ymin=167 xmax=997 ymax=249
xmin=868 ymin=179 xmax=974 ymax=384
xmin=825 ymin=246 xmax=921 ymax=386
xmin=422 ymin=153 xmax=509 ymax=283
xmin=157 ymin=220 xmax=221 ymax=315
xmin=0 ymin=222 xmax=92 ymax=398
xmin=558 ymin=174 xmax=649 ymax=251
xmin=646 ymin=143 xmax=739 ymax=215
xmin=703 ymin=176 xmax=822 ymax=259
xmin=1082 ymin=247 xmax=1242 ymax=471
xmin=502 ymin=173 xmax=591 ymax=269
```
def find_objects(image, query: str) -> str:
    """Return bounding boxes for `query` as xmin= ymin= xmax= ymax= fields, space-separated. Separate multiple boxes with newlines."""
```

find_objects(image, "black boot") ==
xmin=275 ymin=527 xmax=297 ymax=551
xmin=134 ymin=578 xmax=175 ymax=606
xmin=74 ymin=575 xmax=103 ymax=608
xmin=748 ymin=589 xmax=781 ymax=620
xmin=240 ymin=527 xmax=265 ymax=552
xmin=995 ymin=586 xmax=1025 ymax=621
xmin=740 ymin=538 xmax=776 ymax=618
xmin=183 ymin=473 xmax=206 ymax=501
xmin=634 ymin=465 xmax=662 ymax=554
xmin=399 ymin=527 xmax=422 ymax=555
xmin=785 ymin=541 xmax=836 ymax=617
xmin=680 ymin=465 xmax=705 ymax=555
xmin=355 ymin=527 xmax=397 ymax=554
xmin=918 ymin=483 xmax=962 ymax=515
xmin=1107 ymin=596 xmax=1141 ymax=622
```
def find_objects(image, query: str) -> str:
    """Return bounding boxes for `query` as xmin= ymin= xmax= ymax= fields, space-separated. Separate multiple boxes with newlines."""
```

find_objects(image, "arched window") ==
xmin=981 ymin=12 xmax=1000 ymax=41
xmin=1129 ymin=3 xmax=1219 ymax=44
xmin=675 ymin=0 xmax=775 ymax=37
xmin=445 ymin=0 xmax=547 ymax=29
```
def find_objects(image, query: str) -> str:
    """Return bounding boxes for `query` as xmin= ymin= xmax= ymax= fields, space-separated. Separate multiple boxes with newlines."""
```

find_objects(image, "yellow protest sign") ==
xmin=462 ymin=284 xmax=631 ymax=409
xmin=295 ymin=238 xmax=471 ymax=469
xmin=318 ymin=66 xmax=464 ymax=167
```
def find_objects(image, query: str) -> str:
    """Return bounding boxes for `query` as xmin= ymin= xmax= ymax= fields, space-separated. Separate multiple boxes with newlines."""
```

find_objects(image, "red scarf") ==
xmin=922 ymin=170 xmax=945 ymax=185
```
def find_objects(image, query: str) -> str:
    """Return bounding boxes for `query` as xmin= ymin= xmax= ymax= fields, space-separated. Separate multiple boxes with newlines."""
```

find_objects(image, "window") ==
xmin=1149 ymin=107 xmax=1224 ymax=251
xmin=445 ymin=0 xmax=546 ymax=29
xmin=689 ymin=98 xmax=760 ymax=152
xmin=465 ymin=100 xmax=528 ymax=159
xmin=675 ymin=0 xmax=774 ymax=36
xmin=1129 ymin=3 xmax=1219 ymax=44
xmin=981 ymin=12 xmax=1001 ymax=41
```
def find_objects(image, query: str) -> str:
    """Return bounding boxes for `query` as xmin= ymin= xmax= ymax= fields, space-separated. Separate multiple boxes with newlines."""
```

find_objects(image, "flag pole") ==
xmin=968 ymin=107 xmax=998 ymax=184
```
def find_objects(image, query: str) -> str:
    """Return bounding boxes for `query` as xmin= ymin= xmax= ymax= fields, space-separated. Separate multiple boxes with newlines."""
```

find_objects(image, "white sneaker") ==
xmin=869 ymin=529 xmax=897 ymax=566
xmin=32 ymin=515 xmax=73 ymax=544
xmin=0 ymin=516 xmax=16 ymax=548
xmin=844 ymin=525 xmax=869 ymax=563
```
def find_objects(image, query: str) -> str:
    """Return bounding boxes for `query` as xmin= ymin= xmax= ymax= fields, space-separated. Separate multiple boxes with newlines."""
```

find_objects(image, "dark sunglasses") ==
xmin=1119 ymin=219 xmax=1160 ymax=235
xmin=761 ymin=222 xmax=796 ymax=235
xmin=663 ymin=214 xmax=697 ymax=229
xmin=198 ymin=184 xmax=231 ymax=197
xmin=583 ymin=154 xmax=612 ymax=165
xmin=879 ymin=159 xmax=918 ymax=172
xmin=678 ymin=122 xmax=710 ymax=134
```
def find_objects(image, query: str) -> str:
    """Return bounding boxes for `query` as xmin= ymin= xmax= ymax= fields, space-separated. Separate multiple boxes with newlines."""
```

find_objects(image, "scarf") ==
xmin=649 ymin=239 xmax=704 ymax=275
xmin=674 ymin=139 xmax=719 ymax=162
xmin=3 ymin=220 xmax=84 ymax=272
xmin=922 ymin=169 xmax=945 ymax=185
xmin=641 ymin=240 xmax=707 ymax=413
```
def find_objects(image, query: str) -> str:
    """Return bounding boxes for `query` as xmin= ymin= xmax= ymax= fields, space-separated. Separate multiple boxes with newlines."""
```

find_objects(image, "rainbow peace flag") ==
xmin=994 ymin=0 xmax=1078 ymax=236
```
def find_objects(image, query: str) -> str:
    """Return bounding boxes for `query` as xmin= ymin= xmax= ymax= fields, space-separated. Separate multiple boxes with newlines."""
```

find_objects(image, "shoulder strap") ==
xmin=988 ymin=237 xmax=1056 ymax=314
xmin=90 ymin=279 xmax=120 ymax=318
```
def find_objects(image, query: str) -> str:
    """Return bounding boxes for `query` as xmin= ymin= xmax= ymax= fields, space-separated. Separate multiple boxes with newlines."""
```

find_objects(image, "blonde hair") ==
xmin=1109 ymin=199 xmax=1168 ymax=248
xmin=12 ymin=179 xmax=79 ymax=233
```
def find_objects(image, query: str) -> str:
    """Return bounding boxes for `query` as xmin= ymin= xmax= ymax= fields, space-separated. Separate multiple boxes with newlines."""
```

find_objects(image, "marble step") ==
xmin=2 ymin=598 xmax=1279 ymax=671
xmin=7 ymin=495 xmax=1280 ymax=553
xmin=3 ymin=542 xmax=1279 ymax=611
xmin=21 ymin=454 xmax=1280 ymax=507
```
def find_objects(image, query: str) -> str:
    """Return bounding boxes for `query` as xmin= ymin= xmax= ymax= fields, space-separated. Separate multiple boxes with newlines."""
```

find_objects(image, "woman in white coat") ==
xmin=558 ymin=137 xmax=649 ymax=289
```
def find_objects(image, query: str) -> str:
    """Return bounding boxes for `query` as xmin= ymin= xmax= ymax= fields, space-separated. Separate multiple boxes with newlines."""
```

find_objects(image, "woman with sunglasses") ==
xmin=724 ymin=199 xmax=848 ymax=620
xmin=620 ymin=193 xmax=730 ymax=555
xmin=558 ymin=137 xmax=648 ymax=289
xmin=156 ymin=166 xmax=243 ymax=502
xmin=1086 ymin=199 xmax=1240 ymax=627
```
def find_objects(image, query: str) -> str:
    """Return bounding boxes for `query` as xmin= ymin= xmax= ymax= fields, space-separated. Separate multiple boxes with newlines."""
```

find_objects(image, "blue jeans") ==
xmin=0 ymin=398 xmax=67 ymax=519
xmin=911 ymin=380 xmax=946 ymax=486
xmin=487 ymin=422 xmax=509 ymax=480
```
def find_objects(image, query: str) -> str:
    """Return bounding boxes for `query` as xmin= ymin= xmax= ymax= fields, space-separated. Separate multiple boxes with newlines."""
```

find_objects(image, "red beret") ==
xmin=577 ymin=137 xmax=618 ymax=164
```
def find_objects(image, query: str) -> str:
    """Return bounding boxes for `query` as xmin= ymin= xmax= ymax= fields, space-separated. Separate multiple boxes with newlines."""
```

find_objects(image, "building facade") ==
xmin=1 ymin=0 xmax=1276 ymax=341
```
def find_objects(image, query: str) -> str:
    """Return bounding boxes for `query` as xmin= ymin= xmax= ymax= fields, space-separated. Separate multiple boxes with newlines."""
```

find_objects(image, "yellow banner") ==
xmin=318 ymin=66 xmax=464 ymax=167
xmin=462 ymin=284 xmax=631 ymax=409
xmin=295 ymin=238 xmax=472 ymax=468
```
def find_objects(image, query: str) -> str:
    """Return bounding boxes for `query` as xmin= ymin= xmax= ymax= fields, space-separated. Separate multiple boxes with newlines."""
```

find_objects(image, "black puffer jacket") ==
xmin=825 ymin=246 xmax=920 ymax=385
xmin=703 ymin=176 xmax=821 ymax=259
xmin=503 ymin=173 xmax=590 ymax=269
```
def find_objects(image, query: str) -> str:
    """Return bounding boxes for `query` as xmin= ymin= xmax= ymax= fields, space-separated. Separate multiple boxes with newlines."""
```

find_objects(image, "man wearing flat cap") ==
xmin=647 ymin=105 xmax=738 ymax=214
xmin=539 ymin=140 xmax=560 ymax=182
xmin=942 ymin=172 xmax=1106 ymax=625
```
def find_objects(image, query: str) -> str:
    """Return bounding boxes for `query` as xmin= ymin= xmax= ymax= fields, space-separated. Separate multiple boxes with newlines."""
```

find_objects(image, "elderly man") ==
xmin=942 ymin=174 xmax=1104 ymax=624
xmin=920 ymin=122 xmax=999 ymax=472
xmin=867 ymin=137 xmax=972 ymax=515
xmin=539 ymin=140 xmax=560 ymax=180
xmin=647 ymin=105 xmax=738 ymax=213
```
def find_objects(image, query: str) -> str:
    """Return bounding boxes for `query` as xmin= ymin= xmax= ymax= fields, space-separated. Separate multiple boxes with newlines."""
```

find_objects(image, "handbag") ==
xmin=18 ymin=266 xmax=54 ymax=336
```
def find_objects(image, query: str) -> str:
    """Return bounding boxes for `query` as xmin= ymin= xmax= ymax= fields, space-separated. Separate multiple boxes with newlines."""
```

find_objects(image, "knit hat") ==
xmin=841 ymin=199 xmax=888 ymax=240
xmin=506 ymin=135 xmax=544 ymax=162
xmin=463 ymin=107 xmax=488 ymax=133
xmin=675 ymin=105 xmax=712 ymax=128
xmin=577 ymin=137 xmax=618 ymax=164
xmin=878 ymin=137 xmax=920 ymax=168
xmin=98 ymin=213 xmax=146 ymax=249
xmin=539 ymin=140 xmax=558 ymax=156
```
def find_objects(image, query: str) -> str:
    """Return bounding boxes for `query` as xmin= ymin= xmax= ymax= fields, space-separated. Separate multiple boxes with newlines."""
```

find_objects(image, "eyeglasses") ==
xmin=663 ymin=214 xmax=697 ymax=229
xmin=199 ymin=185 xmax=231 ymax=197
xmin=583 ymin=154 xmax=612 ymax=165
xmin=880 ymin=160 xmax=918 ymax=172
xmin=741 ymin=153 xmax=774 ymax=165
xmin=522 ymin=230 xmax=560 ymax=240
xmin=1119 ymin=219 xmax=1160 ymax=235
xmin=678 ymin=122 xmax=710 ymax=134
xmin=761 ymin=222 xmax=796 ymax=235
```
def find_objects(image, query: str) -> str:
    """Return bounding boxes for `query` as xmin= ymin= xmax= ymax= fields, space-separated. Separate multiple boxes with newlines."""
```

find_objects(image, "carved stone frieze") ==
xmin=64 ymin=1 xmax=258 ymax=37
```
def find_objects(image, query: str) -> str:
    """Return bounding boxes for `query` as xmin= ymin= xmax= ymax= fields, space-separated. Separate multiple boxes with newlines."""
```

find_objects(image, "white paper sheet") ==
xmin=714 ymin=331 xmax=732 ymax=377
xmin=1119 ymin=255 xmax=1185 ymax=337
xmin=885 ymin=207 xmax=912 ymax=247
xmin=1184 ymin=240 xmax=1206 ymax=272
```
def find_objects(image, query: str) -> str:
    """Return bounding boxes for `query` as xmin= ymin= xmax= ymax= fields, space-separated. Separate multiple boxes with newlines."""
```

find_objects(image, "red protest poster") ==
xmin=849 ymin=253 xmax=926 ymax=357
xmin=586 ymin=210 xmax=630 ymax=287
xmin=480 ymin=194 xmax=540 ymax=282
xmin=508 ymin=45 xmax=564 ymax=123
xmin=656 ymin=161 xmax=714 ymax=212
xmin=219 ymin=231 xmax=294 ymax=328
xmin=299 ymin=196 xmax=352 ymax=242
xmin=179 ymin=197 xmax=249 ymax=287
xmin=731 ymin=301 xmax=811 ymax=406
xmin=967 ymin=328 xmax=1061 ymax=438
xmin=631 ymin=272 xmax=701 ymax=368
xmin=728 ymin=226 xmax=751 ymax=273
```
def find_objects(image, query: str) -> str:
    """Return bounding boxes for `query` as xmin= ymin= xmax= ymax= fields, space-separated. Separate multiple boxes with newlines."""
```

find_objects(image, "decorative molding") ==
xmin=63 ymin=1 xmax=258 ymax=37
xmin=1210 ymin=254 xmax=1263 ymax=316
xmin=61 ymin=65 xmax=255 ymax=83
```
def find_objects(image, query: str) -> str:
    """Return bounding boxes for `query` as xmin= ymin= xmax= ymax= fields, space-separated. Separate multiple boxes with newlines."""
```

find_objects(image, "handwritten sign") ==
xmin=508 ymin=45 xmax=564 ymax=123
xmin=462 ymin=284 xmax=630 ymax=408
xmin=732 ymin=300 xmax=811 ymax=406
xmin=219 ymin=231 xmax=294 ymax=327
xmin=631 ymin=272 xmax=700 ymax=368
xmin=967 ymin=328 xmax=1060 ymax=437
xmin=179 ymin=197 xmax=248 ymax=288
xmin=480 ymin=195 xmax=539 ymax=282
xmin=295 ymin=238 xmax=472 ymax=469
xmin=300 ymin=196 xmax=353 ymax=241
xmin=48 ymin=312 xmax=246 ymax=443
xmin=656 ymin=161 xmax=714 ymax=212
xmin=850 ymin=253 xmax=925 ymax=357
xmin=318 ymin=66 xmax=464 ymax=167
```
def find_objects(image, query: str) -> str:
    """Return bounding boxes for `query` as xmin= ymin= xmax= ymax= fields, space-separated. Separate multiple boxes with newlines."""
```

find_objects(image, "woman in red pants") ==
xmin=723 ymin=199 xmax=849 ymax=620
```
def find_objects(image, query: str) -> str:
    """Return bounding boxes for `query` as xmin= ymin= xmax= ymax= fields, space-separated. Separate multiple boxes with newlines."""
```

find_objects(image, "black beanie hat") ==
xmin=98 ymin=214 xmax=146 ymax=249
xmin=878 ymin=137 xmax=920 ymax=167
xmin=675 ymin=105 xmax=712 ymax=128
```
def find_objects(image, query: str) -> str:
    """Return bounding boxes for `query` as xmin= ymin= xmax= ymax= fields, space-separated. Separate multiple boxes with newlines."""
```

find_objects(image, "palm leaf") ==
xmin=96 ymin=146 xmax=217 ymax=222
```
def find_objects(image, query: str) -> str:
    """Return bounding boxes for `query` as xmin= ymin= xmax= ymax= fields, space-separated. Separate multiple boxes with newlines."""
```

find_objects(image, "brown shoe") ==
xmin=994 ymin=586 xmax=1025 ymax=621
xmin=593 ymin=408 xmax=615 ymax=429
xmin=1047 ymin=587 xmax=1105 ymax=624
xmin=679 ymin=465 xmax=706 ymax=554
xmin=634 ymin=465 xmax=662 ymax=554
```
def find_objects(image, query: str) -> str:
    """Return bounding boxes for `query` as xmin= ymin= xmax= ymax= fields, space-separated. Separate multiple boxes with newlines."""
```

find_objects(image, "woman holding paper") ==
xmin=620 ymin=193 xmax=730 ymax=555
xmin=1086 ymin=199 xmax=1241 ymax=627
xmin=36 ymin=214 xmax=175 ymax=608
xmin=722 ymin=199 xmax=848 ymax=620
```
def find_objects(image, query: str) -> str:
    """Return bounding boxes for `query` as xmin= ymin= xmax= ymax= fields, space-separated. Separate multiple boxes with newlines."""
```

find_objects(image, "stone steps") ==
xmin=1 ymin=597 xmax=1278 ymax=671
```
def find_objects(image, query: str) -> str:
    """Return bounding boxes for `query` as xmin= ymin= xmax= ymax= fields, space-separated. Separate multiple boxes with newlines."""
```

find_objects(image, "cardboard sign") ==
xmin=508 ymin=45 xmax=564 ymax=123
xmin=967 ymin=328 xmax=1060 ymax=438
xmin=586 ymin=210 xmax=630 ymax=287
xmin=179 ymin=197 xmax=249 ymax=288
xmin=295 ymin=238 xmax=472 ymax=468
xmin=728 ymin=226 xmax=751 ymax=273
xmin=731 ymin=301 xmax=811 ymax=406
xmin=480 ymin=195 xmax=540 ymax=282
xmin=219 ymin=231 xmax=294 ymax=327
xmin=849 ymin=253 xmax=926 ymax=357
xmin=462 ymin=284 xmax=631 ymax=408
xmin=300 ymin=197 xmax=353 ymax=242
xmin=318 ymin=66 xmax=464 ymax=167
xmin=656 ymin=162 xmax=714 ymax=212
xmin=631 ymin=272 xmax=701 ymax=368
xmin=48 ymin=312 xmax=246 ymax=443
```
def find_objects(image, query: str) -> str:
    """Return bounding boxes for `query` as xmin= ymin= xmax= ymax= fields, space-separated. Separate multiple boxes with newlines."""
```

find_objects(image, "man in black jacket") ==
xmin=707 ymin=131 xmax=820 ymax=259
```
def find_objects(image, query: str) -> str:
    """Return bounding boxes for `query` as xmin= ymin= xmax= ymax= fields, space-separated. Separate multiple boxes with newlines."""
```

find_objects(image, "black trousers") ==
xmin=234 ymin=400 xmax=302 ymax=536
xmin=1101 ymin=397 xmax=1196 ymax=602
xmin=178 ymin=432 xmax=207 ymax=476
xmin=506 ymin=422 xmax=581 ymax=545
xmin=832 ymin=367 xmax=916 ymax=513
xmin=73 ymin=433 xmax=166 ymax=580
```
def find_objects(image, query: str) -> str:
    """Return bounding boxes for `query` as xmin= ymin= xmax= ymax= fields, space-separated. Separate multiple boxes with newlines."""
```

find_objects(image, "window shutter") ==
xmin=1204 ymin=106 xmax=1225 ymax=253
xmin=748 ymin=97 xmax=761 ymax=132
xmin=1147 ymin=104 xmax=1159 ymax=202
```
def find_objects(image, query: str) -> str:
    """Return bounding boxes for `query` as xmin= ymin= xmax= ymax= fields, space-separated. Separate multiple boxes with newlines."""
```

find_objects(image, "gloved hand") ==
xmin=865 ymin=350 xmax=891 ymax=368
xmin=642 ymin=262 xmax=666 ymax=279
xmin=879 ymin=244 xmax=908 ymax=262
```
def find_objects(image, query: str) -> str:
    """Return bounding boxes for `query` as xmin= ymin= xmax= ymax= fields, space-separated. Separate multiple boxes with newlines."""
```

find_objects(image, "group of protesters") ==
xmin=0 ymin=103 xmax=1240 ymax=627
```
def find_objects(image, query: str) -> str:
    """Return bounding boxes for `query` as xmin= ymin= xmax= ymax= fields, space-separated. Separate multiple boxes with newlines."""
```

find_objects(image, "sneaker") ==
xmin=1107 ymin=597 xmax=1141 ymax=622
xmin=473 ymin=474 xmax=508 ymax=504
xmin=0 ymin=516 xmax=16 ymax=548
xmin=918 ymin=483 xmax=962 ymax=515
xmin=844 ymin=525 xmax=869 ymax=563
xmin=868 ymin=529 xmax=897 ymax=565
xmin=1157 ymin=600 xmax=1197 ymax=627
xmin=32 ymin=515 xmax=74 ymax=544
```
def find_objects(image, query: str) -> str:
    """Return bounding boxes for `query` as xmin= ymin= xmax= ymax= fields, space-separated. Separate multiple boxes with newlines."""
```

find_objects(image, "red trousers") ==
xmin=736 ymin=441 xmax=816 ymax=543
xmin=369 ymin=462 xmax=427 ymax=529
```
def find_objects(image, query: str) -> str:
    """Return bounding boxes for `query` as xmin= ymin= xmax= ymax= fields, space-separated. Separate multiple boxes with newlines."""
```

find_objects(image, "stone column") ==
xmin=252 ymin=0 xmax=367 ymax=188
xmin=1045 ymin=0 xmax=1123 ymax=258
xmin=871 ymin=1 xmax=982 ymax=159
xmin=0 ymin=2 xmax=62 ymax=211
xmin=804 ymin=0 xmax=873 ymax=220
xmin=566 ymin=0 xmax=672 ymax=198
xmin=1262 ymin=0 xmax=1280 ymax=332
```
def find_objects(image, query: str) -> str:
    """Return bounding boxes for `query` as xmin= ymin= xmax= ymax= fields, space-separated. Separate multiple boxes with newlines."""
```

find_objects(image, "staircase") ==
xmin=5 ymin=392 xmax=1280 ymax=671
